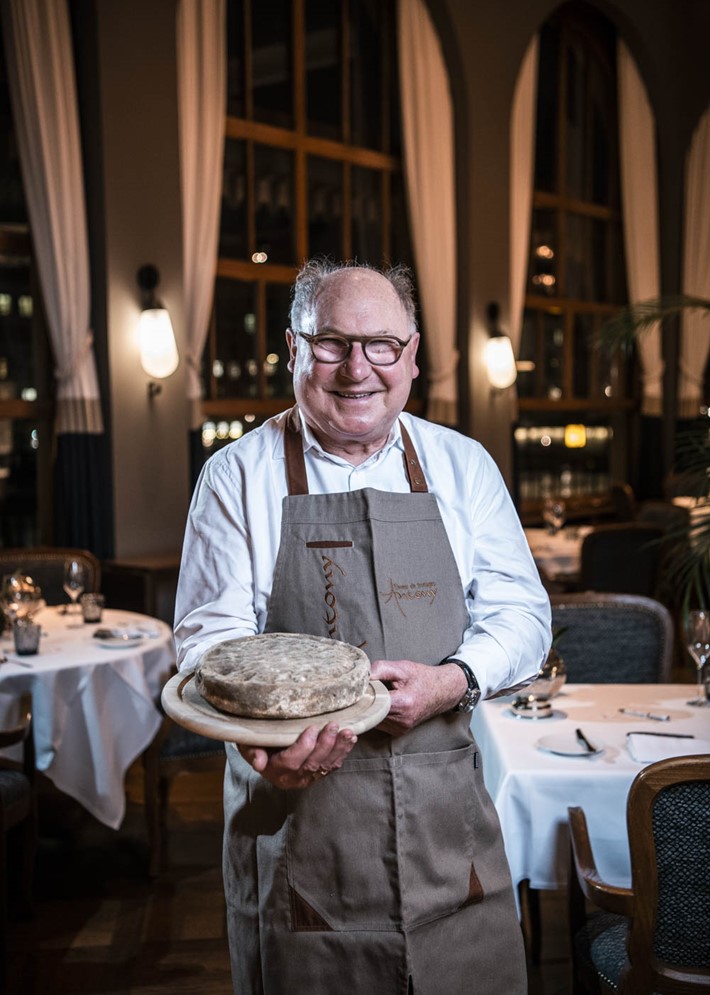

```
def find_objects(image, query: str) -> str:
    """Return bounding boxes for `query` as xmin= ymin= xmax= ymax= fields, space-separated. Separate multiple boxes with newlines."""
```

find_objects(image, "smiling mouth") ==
xmin=332 ymin=390 xmax=380 ymax=399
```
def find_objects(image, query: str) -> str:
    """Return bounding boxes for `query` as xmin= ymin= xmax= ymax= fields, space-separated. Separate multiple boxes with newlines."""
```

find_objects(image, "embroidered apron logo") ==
xmin=379 ymin=579 xmax=438 ymax=617
xmin=320 ymin=554 xmax=346 ymax=637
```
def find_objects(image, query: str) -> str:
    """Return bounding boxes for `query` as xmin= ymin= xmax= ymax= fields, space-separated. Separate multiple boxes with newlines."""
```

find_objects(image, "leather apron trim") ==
xmin=283 ymin=404 xmax=428 ymax=496
xmin=285 ymin=405 xmax=309 ymax=495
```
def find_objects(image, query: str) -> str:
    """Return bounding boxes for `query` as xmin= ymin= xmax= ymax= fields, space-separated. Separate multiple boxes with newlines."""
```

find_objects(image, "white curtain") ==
xmin=397 ymin=0 xmax=457 ymax=425
xmin=509 ymin=35 xmax=539 ymax=382
xmin=177 ymin=0 xmax=226 ymax=429
xmin=0 ymin=0 xmax=102 ymax=434
xmin=680 ymin=106 xmax=710 ymax=418
xmin=617 ymin=40 xmax=663 ymax=418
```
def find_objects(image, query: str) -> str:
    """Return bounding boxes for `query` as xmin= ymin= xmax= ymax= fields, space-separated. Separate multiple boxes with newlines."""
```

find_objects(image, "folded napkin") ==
xmin=626 ymin=732 xmax=710 ymax=763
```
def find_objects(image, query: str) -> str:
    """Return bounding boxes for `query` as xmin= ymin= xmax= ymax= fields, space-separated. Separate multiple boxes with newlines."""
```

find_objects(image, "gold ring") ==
xmin=313 ymin=767 xmax=330 ymax=779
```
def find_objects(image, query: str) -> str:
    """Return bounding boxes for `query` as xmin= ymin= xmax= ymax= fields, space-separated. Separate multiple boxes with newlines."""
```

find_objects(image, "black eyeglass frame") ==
xmin=295 ymin=331 xmax=413 ymax=366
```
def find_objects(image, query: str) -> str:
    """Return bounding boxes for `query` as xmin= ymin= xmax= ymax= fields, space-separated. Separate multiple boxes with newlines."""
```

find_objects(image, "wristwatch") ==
xmin=444 ymin=658 xmax=481 ymax=713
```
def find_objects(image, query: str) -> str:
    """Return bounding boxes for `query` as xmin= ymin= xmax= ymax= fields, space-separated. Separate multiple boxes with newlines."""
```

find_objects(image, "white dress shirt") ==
xmin=174 ymin=410 xmax=551 ymax=698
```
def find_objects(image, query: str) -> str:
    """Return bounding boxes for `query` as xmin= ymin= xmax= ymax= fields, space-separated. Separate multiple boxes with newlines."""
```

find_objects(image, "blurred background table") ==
xmin=0 ymin=606 xmax=174 ymax=828
xmin=524 ymin=526 xmax=591 ymax=588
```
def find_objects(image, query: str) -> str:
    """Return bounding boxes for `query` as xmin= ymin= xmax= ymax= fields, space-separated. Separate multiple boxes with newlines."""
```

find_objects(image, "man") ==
xmin=174 ymin=259 xmax=551 ymax=994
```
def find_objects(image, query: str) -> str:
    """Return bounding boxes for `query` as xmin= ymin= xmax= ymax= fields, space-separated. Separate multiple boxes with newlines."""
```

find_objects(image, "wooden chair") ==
xmin=568 ymin=754 xmax=710 ymax=994
xmin=550 ymin=592 xmax=673 ymax=683
xmin=0 ymin=547 xmax=101 ymax=606
xmin=520 ymin=592 xmax=674 ymax=965
xmin=0 ymin=693 xmax=36 ymax=989
xmin=142 ymin=677 xmax=225 ymax=877
xmin=579 ymin=523 xmax=665 ymax=599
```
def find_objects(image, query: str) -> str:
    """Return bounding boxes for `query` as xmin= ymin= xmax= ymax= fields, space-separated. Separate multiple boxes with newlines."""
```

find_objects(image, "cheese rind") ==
xmin=195 ymin=632 xmax=370 ymax=719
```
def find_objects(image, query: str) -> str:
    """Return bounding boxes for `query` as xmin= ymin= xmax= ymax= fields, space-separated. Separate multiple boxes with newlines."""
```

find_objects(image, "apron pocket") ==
xmin=397 ymin=743 xmax=479 ymax=928
xmin=285 ymin=744 xmax=482 ymax=933
xmin=286 ymin=757 xmax=400 ymax=932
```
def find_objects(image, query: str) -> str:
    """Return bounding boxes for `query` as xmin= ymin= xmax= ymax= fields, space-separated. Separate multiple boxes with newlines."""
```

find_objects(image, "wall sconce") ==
xmin=136 ymin=264 xmax=179 ymax=399
xmin=484 ymin=302 xmax=517 ymax=390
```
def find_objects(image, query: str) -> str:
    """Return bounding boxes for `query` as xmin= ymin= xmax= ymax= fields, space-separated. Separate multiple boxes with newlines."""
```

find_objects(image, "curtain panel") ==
xmin=1 ymin=0 xmax=111 ymax=555
xmin=680 ymin=106 xmax=710 ymax=418
xmin=509 ymin=35 xmax=539 ymax=407
xmin=397 ymin=0 xmax=458 ymax=426
xmin=1 ymin=0 xmax=102 ymax=431
xmin=617 ymin=40 xmax=663 ymax=418
xmin=177 ymin=0 xmax=226 ymax=433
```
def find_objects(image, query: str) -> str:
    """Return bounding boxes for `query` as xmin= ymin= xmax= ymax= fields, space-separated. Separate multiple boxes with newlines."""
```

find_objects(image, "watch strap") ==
xmin=443 ymin=658 xmax=481 ymax=712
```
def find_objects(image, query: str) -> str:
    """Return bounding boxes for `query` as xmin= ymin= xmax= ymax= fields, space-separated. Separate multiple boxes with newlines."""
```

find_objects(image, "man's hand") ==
xmin=370 ymin=659 xmax=468 ymax=736
xmin=238 ymin=722 xmax=357 ymax=790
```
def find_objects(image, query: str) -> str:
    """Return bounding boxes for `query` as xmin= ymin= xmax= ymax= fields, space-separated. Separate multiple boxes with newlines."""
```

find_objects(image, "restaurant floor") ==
xmin=7 ymin=764 xmax=572 ymax=995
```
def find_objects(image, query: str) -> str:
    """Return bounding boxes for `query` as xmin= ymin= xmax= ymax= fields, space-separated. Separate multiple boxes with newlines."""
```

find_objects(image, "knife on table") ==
xmin=575 ymin=727 xmax=597 ymax=753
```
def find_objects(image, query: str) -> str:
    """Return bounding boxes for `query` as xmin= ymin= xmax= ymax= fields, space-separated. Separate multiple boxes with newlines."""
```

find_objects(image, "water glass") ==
xmin=543 ymin=498 xmax=567 ymax=535
xmin=81 ymin=593 xmax=105 ymax=624
xmin=13 ymin=617 xmax=41 ymax=656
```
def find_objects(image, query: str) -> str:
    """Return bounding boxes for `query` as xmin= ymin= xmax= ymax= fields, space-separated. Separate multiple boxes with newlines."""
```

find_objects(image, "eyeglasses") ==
xmin=296 ymin=331 xmax=412 ymax=367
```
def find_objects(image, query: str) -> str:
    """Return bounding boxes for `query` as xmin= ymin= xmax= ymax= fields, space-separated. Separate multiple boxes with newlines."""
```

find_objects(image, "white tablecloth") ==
xmin=471 ymin=683 xmax=710 ymax=891
xmin=0 ymin=606 xmax=175 ymax=828
xmin=524 ymin=527 xmax=590 ymax=583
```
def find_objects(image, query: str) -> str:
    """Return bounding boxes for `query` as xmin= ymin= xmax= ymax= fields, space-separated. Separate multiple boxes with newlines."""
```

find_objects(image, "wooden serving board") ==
xmin=161 ymin=671 xmax=391 ymax=746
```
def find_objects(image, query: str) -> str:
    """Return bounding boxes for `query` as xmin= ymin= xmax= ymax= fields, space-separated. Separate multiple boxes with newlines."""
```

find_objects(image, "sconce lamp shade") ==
xmin=485 ymin=301 xmax=517 ymax=389
xmin=484 ymin=336 xmax=517 ymax=389
xmin=137 ymin=307 xmax=179 ymax=379
xmin=136 ymin=264 xmax=179 ymax=381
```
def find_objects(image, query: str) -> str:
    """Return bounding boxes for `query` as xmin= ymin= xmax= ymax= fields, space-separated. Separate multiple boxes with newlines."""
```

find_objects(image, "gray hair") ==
xmin=289 ymin=258 xmax=418 ymax=336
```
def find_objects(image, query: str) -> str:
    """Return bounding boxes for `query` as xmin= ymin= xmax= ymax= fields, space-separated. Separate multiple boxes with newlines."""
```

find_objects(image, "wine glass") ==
xmin=63 ymin=559 xmax=86 ymax=614
xmin=684 ymin=609 xmax=710 ymax=707
xmin=1 ymin=571 xmax=41 ymax=631
xmin=543 ymin=498 xmax=567 ymax=535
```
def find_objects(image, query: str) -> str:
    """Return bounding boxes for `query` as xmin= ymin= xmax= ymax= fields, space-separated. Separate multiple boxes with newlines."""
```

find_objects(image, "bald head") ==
xmin=289 ymin=259 xmax=418 ymax=338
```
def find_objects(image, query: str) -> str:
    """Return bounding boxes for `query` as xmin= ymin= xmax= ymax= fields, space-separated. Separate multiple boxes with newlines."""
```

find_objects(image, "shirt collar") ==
xmin=278 ymin=408 xmax=405 ymax=466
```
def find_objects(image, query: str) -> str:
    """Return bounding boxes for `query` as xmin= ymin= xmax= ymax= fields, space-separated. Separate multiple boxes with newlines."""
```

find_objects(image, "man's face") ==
xmin=286 ymin=269 xmax=420 ymax=459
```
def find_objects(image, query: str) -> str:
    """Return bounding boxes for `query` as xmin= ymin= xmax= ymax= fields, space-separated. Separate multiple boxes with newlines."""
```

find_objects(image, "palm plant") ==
xmin=597 ymin=294 xmax=710 ymax=613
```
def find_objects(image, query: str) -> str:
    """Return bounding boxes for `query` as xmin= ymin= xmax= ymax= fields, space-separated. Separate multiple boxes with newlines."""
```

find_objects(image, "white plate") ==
xmin=96 ymin=636 xmax=144 ymax=649
xmin=537 ymin=732 xmax=603 ymax=757
xmin=505 ymin=706 xmax=565 ymax=721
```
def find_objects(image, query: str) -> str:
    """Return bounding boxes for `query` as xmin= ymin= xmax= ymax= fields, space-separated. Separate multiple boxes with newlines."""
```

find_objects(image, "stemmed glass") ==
xmin=63 ymin=559 xmax=86 ymax=615
xmin=543 ymin=498 xmax=567 ymax=536
xmin=684 ymin=609 xmax=710 ymax=707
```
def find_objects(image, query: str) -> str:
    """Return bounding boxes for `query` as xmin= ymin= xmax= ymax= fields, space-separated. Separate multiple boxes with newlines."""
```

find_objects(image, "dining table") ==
xmin=470 ymin=682 xmax=710 ymax=894
xmin=524 ymin=526 xmax=591 ymax=588
xmin=0 ymin=604 xmax=175 ymax=829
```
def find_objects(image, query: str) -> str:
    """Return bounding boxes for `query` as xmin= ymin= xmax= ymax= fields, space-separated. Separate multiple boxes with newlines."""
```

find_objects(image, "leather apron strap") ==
xmin=284 ymin=404 xmax=428 ymax=495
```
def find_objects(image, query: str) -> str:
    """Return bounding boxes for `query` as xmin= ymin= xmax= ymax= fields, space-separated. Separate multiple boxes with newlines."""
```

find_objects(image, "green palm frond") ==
xmin=597 ymin=294 xmax=710 ymax=354
xmin=596 ymin=296 xmax=710 ymax=612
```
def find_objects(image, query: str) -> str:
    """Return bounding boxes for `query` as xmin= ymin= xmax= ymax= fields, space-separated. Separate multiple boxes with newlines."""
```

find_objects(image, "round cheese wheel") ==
xmin=194 ymin=632 xmax=370 ymax=719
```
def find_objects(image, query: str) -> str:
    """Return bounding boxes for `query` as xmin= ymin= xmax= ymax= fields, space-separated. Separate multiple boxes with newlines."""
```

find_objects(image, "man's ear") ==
xmin=286 ymin=328 xmax=296 ymax=372
xmin=410 ymin=332 xmax=421 ymax=380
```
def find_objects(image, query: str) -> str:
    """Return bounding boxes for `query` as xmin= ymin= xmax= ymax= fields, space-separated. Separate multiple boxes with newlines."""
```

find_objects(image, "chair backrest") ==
xmin=550 ymin=592 xmax=673 ymax=682
xmin=610 ymin=481 xmax=637 ymax=522
xmin=623 ymin=754 xmax=710 ymax=992
xmin=0 ymin=547 xmax=101 ymax=605
xmin=579 ymin=522 xmax=665 ymax=598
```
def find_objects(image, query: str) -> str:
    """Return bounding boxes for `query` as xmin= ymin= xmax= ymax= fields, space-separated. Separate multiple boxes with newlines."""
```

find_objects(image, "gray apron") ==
xmin=223 ymin=407 xmax=526 ymax=994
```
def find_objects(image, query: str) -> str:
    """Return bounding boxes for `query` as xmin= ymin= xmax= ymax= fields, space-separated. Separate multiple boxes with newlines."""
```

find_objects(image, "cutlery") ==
xmin=575 ymin=727 xmax=597 ymax=753
xmin=626 ymin=731 xmax=695 ymax=739
xmin=619 ymin=708 xmax=670 ymax=722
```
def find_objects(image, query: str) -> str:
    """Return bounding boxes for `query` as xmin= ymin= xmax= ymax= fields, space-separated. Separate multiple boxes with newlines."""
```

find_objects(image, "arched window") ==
xmin=514 ymin=2 xmax=634 ymax=521
xmin=200 ymin=0 xmax=417 ymax=454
